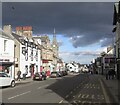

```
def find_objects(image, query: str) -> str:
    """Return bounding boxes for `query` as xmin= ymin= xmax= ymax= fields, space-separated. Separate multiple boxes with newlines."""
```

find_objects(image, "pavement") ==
xmin=98 ymin=74 xmax=119 ymax=104
xmin=15 ymin=74 xmax=119 ymax=104
xmin=15 ymin=77 xmax=33 ymax=85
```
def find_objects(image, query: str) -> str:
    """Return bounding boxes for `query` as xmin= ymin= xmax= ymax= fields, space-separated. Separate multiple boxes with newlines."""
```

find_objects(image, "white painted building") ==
xmin=66 ymin=62 xmax=79 ymax=73
xmin=12 ymin=33 xmax=41 ymax=78
xmin=0 ymin=28 xmax=15 ymax=78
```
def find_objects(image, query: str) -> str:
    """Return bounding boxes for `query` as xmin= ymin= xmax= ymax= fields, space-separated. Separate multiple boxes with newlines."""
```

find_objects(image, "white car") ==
xmin=0 ymin=72 xmax=15 ymax=87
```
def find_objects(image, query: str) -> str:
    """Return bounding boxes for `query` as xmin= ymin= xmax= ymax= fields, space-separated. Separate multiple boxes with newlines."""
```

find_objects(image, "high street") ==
xmin=1 ymin=73 xmax=111 ymax=104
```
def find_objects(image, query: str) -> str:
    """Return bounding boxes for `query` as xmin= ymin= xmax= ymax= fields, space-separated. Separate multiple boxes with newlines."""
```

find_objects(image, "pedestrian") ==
xmin=111 ymin=69 xmax=116 ymax=79
xmin=17 ymin=70 xmax=21 ymax=81
xmin=106 ymin=68 xmax=109 ymax=80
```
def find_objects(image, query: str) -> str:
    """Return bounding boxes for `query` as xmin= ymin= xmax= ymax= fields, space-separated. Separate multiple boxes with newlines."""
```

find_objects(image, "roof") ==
xmin=0 ymin=28 xmax=14 ymax=40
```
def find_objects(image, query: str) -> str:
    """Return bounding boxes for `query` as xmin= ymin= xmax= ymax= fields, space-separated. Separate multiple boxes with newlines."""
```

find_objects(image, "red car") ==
xmin=33 ymin=72 xmax=42 ymax=81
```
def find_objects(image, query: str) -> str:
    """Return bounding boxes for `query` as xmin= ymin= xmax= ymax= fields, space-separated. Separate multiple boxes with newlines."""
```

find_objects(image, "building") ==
xmin=0 ymin=26 xmax=15 ymax=78
xmin=33 ymin=35 xmax=54 ymax=76
xmin=52 ymin=29 xmax=59 ymax=71
xmin=98 ymin=46 xmax=115 ymax=75
xmin=4 ymin=25 xmax=41 ymax=79
xmin=113 ymin=2 xmax=120 ymax=79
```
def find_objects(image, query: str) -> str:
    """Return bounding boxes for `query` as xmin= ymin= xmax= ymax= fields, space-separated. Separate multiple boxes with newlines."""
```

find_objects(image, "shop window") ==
xmin=25 ymin=65 xmax=28 ymax=74
xmin=15 ymin=64 xmax=18 ymax=67
xmin=4 ymin=40 xmax=7 ymax=52
xmin=36 ymin=65 xmax=38 ymax=72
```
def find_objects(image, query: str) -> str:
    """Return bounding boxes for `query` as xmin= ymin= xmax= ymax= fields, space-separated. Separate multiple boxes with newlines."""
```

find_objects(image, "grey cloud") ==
xmin=2 ymin=2 xmax=114 ymax=47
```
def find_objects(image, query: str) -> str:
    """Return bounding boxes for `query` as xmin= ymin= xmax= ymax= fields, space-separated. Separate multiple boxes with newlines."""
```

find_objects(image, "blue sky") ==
xmin=48 ymin=33 xmax=108 ymax=64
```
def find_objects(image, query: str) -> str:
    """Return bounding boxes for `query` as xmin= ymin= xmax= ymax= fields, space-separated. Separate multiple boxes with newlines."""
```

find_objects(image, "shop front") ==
xmin=0 ymin=58 xmax=14 ymax=78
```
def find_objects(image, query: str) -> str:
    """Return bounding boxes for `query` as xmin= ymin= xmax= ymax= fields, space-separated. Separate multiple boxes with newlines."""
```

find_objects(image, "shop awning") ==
xmin=0 ymin=62 xmax=14 ymax=66
xmin=42 ymin=60 xmax=48 ymax=63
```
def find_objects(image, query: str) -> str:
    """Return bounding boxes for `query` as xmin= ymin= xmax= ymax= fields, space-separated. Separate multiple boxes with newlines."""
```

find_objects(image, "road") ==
xmin=1 ymin=73 xmax=108 ymax=104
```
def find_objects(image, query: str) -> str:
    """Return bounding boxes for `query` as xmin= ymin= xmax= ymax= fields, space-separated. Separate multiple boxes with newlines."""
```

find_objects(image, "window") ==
xmin=15 ymin=64 xmax=18 ymax=67
xmin=36 ymin=65 xmax=38 ymax=72
xmin=4 ymin=40 xmax=7 ymax=52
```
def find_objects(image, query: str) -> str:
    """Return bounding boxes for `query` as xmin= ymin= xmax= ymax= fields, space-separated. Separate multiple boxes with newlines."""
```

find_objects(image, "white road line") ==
xmin=38 ymin=84 xmax=49 ymax=89
xmin=91 ymin=95 xmax=95 ymax=99
xmin=8 ymin=91 xmax=31 ymax=100
xmin=38 ymin=86 xmax=42 ymax=89
xmin=78 ymin=94 xmax=82 ymax=98
xmin=85 ymin=94 xmax=89 ymax=99
xmin=59 ymin=100 xmax=63 ymax=104
xmin=81 ymin=94 xmax=86 ymax=99
xmin=65 ymin=95 xmax=69 ymax=98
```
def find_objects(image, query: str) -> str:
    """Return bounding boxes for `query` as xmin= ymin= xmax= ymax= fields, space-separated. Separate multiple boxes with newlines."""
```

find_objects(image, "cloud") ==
xmin=2 ymin=2 xmax=114 ymax=47
xmin=59 ymin=51 xmax=100 ymax=64
xmin=59 ymin=50 xmax=100 ymax=57
xmin=57 ymin=40 xmax=63 ymax=47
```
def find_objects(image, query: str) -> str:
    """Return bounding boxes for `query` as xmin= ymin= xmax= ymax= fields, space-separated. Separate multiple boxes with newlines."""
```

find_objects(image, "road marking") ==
xmin=85 ymin=94 xmax=89 ymax=99
xmin=86 ymin=86 xmax=89 ymax=88
xmin=8 ymin=91 xmax=31 ymax=100
xmin=91 ymin=95 xmax=95 ymax=99
xmin=78 ymin=94 xmax=82 ymax=98
xmin=65 ymin=95 xmax=69 ymax=98
xmin=38 ymin=84 xmax=49 ymax=89
xmin=59 ymin=100 xmax=63 ymax=104
xmin=70 ymin=91 xmax=73 ymax=94
xmin=82 ymin=101 xmax=86 ymax=104
xmin=38 ymin=86 xmax=42 ymax=89
xmin=81 ymin=94 xmax=86 ymax=99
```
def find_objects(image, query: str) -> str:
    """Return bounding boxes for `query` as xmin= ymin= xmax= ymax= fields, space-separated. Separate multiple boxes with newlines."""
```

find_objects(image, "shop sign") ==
xmin=42 ymin=60 xmax=48 ymax=63
xmin=105 ymin=57 xmax=116 ymax=64
xmin=0 ymin=59 xmax=10 ymax=62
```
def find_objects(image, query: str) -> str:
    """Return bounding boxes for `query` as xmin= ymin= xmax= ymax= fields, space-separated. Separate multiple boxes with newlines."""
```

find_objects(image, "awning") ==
xmin=0 ymin=62 xmax=14 ymax=66
xmin=42 ymin=60 xmax=48 ymax=63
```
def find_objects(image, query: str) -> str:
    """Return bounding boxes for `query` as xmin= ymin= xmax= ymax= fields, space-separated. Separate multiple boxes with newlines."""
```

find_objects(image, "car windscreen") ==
xmin=0 ymin=73 xmax=9 ymax=77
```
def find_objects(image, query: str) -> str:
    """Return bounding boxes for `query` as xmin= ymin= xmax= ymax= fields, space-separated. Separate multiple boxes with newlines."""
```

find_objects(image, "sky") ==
xmin=2 ymin=2 xmax=116 ymax=64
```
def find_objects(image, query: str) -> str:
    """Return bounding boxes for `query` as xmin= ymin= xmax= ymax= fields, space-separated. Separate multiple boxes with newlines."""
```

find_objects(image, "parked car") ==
xmin=50 ymin=71 xmax=62 ymax=78
xmin=62 ymin=70 xmax=68 ymax=76
xmin=33 ymin=72 xmax=42 ymax=81
xmin=0 ymin=72 xmax=15 ymax=87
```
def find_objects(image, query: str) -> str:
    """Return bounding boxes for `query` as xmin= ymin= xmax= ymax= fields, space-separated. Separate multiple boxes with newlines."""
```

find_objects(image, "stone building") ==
xmin=33 ymin=35 xmax=54 ymax=76
xmin=52 ymin=29 xmax=59 ymax=71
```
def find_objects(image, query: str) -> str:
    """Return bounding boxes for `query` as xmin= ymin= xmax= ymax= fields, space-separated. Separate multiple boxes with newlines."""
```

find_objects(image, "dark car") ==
xmin=61 ymin=70 xmax=68 ymax=76
xmin=33 ymin=72 xmax=42 ymax=81
xmin=50 ymin=71 xmax=62 ymax=78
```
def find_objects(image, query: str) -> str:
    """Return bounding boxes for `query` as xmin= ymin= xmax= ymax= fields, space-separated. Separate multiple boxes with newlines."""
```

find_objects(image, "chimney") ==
xmin=3 ymin=25 xmax=12 ymax=34
xmin=16 ymin=26 xmax=23 ymax=36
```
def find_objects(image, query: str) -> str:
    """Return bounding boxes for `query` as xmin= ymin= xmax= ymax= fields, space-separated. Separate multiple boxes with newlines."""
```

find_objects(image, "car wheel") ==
xmin=11 ymin=81 xmax=15 ymax=87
